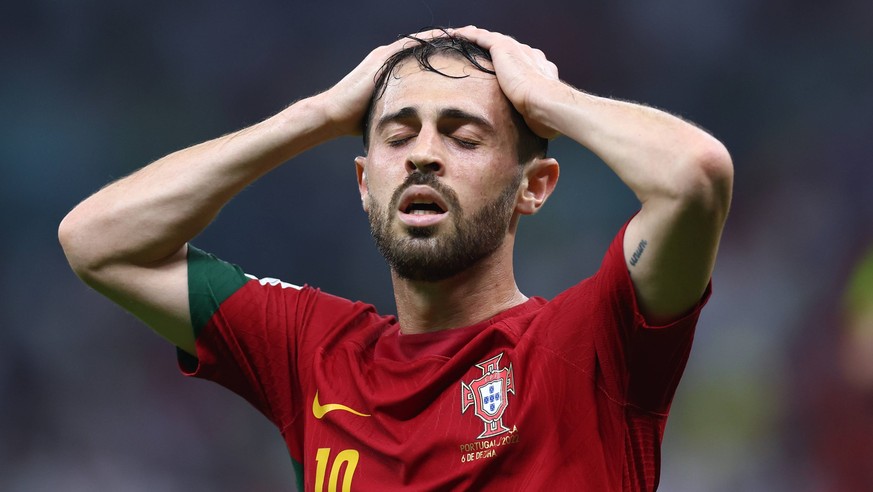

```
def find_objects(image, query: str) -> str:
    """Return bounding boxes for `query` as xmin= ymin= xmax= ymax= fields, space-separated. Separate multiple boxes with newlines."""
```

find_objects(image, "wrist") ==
xmin=282 ymin=94 xmax=349 ymax=143
xmin=308 ymin=89 xmax=368 ymax=140
xmin=524 ymin=79 xmax=577 ymax=138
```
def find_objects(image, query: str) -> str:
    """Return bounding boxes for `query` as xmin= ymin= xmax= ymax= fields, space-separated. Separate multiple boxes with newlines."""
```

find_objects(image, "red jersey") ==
xmin=180 ymin=223 xmax=708 ymax=491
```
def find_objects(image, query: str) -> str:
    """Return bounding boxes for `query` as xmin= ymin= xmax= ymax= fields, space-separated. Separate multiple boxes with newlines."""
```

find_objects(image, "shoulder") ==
xmin=188 ymin=245 xmax=390 ymax=339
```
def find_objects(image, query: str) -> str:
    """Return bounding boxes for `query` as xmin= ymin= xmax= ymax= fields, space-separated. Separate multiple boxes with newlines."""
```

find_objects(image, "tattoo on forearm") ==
xmin=629 ymin=239 xmax=648 ymax=267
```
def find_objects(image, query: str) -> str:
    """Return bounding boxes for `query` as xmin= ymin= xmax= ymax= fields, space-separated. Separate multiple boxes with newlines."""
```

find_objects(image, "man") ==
xmin=59 ymin=26 xmax=733 ymax=491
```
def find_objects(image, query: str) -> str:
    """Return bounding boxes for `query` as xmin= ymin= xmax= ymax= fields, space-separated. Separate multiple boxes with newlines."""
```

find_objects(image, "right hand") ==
xmin=316 ymin=29 xmax=450 ymax=137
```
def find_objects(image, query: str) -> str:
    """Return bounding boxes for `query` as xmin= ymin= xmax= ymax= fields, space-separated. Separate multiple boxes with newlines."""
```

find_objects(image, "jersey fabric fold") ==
xmin=179 ymin=221 xmax=709 ymax=491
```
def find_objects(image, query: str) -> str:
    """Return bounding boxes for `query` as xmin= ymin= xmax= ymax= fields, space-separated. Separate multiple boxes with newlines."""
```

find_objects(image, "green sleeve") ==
xmin=187 ymin=244 xmax=249 ymax=338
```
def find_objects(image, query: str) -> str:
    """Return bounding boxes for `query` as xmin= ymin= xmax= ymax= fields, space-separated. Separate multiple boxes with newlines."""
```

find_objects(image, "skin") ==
xmin=356 ymin=56 xmax=558 ymax=333
xmin=452 ymin=26 xmax=733 ymax=324
xmin=58 ymin=26 xmax=733 ymax=355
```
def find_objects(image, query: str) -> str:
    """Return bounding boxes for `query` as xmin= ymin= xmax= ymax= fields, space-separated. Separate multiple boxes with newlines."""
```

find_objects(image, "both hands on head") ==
xmin=318 ymin=26 xmax=562 ymax=141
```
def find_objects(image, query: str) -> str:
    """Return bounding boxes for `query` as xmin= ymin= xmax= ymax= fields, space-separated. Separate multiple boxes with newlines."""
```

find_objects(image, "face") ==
xmin=358 ymin=55 xmax=524 ymax=282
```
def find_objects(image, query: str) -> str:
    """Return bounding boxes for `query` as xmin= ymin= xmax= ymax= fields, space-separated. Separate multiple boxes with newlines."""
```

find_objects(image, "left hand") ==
xmin=450 ymin=26 xmax=562 ymax=139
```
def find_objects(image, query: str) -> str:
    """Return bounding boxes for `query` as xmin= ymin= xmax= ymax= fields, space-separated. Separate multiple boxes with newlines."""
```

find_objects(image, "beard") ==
xmin=367 ymin=170 xmax=522 ymax=283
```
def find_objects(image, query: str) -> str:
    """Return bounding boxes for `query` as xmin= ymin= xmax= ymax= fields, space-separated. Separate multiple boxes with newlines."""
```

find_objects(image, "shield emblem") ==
xmin=478 ymin=380 xmax=504 ymax=416
xmin=461 ymin=353 xmax=516 ymax=439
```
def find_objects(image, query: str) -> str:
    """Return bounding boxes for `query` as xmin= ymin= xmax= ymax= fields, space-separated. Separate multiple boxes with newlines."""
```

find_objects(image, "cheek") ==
xmin=361 ymin=166 xmax=402 ymax=206
xmin=366 ymin=183 xmax=391 ymax=210
xmin=457 ymin=159 xmax=518 ymax=204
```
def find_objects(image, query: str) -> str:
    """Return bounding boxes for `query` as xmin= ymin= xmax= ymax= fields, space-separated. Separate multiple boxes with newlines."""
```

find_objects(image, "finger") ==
xmin=453 ymin=27 xmax=546 ymax=64
xmin=450 ymin=25 xmax=503 ymax=50
xmin=359 ymin=29 xmax=447 ymax=73
xmin=372 ymin=28 xmax=448 ymax=57
xmin=409 ymin=27 xmax=452 ymax=39
xmin=398 ymin=27 xmax=456 ymax=49
xmin=547 ymin=62 xmax=559 ymax=79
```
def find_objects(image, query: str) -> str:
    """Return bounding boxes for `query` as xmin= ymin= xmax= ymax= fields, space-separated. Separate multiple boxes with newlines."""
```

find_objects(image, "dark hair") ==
xmin=362 ymin=30 xmax=548 ymax=164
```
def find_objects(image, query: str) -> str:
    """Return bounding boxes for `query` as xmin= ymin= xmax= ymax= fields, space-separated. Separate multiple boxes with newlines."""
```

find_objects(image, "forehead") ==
xmin=375 ymin=54 xmax=511 ymax=124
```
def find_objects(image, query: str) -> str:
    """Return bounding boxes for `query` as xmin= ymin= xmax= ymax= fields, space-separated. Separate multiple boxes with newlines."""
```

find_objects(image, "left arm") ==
xmin=456 ymin=26 xmax=733 ymax=324
xmin=549 ymin=91 xmax=733 ymax=324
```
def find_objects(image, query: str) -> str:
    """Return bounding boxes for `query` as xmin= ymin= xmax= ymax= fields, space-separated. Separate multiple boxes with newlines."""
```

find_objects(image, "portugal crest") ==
xmin=461 ymin=353 xmax=516 ymax=439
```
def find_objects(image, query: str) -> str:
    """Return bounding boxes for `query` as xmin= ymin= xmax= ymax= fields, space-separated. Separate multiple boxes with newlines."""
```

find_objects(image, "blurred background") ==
xmin=2 ymin=0 xmax=872 ymax=490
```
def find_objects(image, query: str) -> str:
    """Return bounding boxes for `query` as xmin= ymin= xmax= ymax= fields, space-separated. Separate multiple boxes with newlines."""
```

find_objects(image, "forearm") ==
xmin=449 ymin=25 xmax=733 ymax=322
xmin=537 ymin=82 xmax=732 ymax=320
xmin=533 ymin=82 xmax=731 ymax=207
xmin=59 ymin=94 xmax=339 ymax=275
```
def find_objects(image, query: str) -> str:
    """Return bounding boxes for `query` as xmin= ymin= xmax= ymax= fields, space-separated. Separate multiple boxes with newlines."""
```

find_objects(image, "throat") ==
xmin=391 ymin=259 xmax=528 ymax=335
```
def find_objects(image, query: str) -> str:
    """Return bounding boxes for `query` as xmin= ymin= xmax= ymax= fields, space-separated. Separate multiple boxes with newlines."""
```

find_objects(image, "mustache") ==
xmin=388 ymin=171 xmax=461 ymax=212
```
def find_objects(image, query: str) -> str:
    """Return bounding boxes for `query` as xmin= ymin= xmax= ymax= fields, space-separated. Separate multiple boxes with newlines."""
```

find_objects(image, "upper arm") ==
xmin=623 ymin=146 xmax=733 ymax=325
xmin=81 ymin=245 xmax=196 ymax=355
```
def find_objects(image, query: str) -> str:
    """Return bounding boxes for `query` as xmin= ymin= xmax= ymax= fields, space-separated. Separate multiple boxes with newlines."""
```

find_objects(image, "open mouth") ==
xmin=404 ymin=201 xmax=446 ymax=215
xmin=398 ymin=185 xmax=449 ymax=214
xmin=396 ymin=185 xmax=450 ymax=226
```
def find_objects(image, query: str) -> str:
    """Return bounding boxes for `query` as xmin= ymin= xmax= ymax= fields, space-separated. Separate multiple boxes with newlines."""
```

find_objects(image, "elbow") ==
xmin=58 ymin=211 xmax=87 ymax=276
xmin=58 ymin=209 xmax=104 ymax=281
xmin=674 ymin=138 xmax=734 ymax=221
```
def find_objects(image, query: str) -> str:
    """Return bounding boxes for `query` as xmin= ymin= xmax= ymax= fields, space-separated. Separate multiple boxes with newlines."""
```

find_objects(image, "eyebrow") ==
xmin=439 ymin=108 xmax=495 ymax=133
xmin=375 ymin=107 xmax=495 ymax=134
xmin=375 ymin=107 xmax=418 ymax=134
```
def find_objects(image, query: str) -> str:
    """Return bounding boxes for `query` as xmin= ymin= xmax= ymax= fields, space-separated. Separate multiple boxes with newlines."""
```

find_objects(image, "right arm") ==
xmin=58 ymin=36 xmax=421 ymax=355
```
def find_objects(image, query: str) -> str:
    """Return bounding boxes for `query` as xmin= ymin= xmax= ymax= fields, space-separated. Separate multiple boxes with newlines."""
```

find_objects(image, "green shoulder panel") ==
xmin=187 ymin=244 xmax=249 ymax=338
xmin=292 ymin=458 xmax=304 ymax=491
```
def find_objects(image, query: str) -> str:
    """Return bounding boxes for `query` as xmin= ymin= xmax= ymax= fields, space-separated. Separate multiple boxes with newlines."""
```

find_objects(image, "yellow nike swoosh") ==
xmin=312 ymin=391 xmax=371 ymax=419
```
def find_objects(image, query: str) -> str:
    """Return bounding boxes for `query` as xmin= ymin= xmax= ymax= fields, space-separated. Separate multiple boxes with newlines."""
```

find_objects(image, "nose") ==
xmin=405 ymin=128 xmax=445 ymax=175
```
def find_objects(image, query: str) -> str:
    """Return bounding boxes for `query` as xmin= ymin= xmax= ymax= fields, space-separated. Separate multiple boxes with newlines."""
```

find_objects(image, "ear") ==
xmin=355 ymin=156 xmax=369 ymax=212
xmin=516 ymin=157 xmax=559 ymax=216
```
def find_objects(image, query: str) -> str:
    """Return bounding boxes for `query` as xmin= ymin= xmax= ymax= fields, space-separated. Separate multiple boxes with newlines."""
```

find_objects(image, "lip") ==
xmin=396 ymin=185 xmax=450 ymax=228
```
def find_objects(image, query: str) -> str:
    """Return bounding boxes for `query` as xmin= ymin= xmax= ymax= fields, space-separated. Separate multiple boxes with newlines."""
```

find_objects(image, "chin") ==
xmin=406 ymin=225 xmax=439 ymax=239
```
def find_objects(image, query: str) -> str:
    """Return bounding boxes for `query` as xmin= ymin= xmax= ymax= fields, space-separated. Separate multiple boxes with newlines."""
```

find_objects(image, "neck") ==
xmin=390 ymin=241 xmax=527 ymax=334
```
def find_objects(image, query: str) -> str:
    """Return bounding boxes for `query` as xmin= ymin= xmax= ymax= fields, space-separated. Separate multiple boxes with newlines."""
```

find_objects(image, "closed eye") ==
xmin=453 ymin=137 xmax=479 ymax=149
xmin=386 ymin=136 xmax=414 ymax=147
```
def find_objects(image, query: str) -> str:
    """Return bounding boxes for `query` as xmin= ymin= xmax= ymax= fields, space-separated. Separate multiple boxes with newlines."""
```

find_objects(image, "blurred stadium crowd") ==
xmin=2 ymin=1 xmax=871 ymax=490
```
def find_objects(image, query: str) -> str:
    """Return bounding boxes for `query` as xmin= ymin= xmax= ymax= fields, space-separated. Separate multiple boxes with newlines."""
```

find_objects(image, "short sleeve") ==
xmin=177 ymin=245 xmax=389 ymax=443
xmin=595 ymin=221 xmax=710 ymax=413
xmin=186 ymin=244 xmax=249 ymax=338
xmin=178 ymin=245 xmax=308 ymax=431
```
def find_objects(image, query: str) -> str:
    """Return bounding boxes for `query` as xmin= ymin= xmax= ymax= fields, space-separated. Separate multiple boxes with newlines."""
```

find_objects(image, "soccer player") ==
xmin=59 ymin=26 xmax=733 ymax=491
